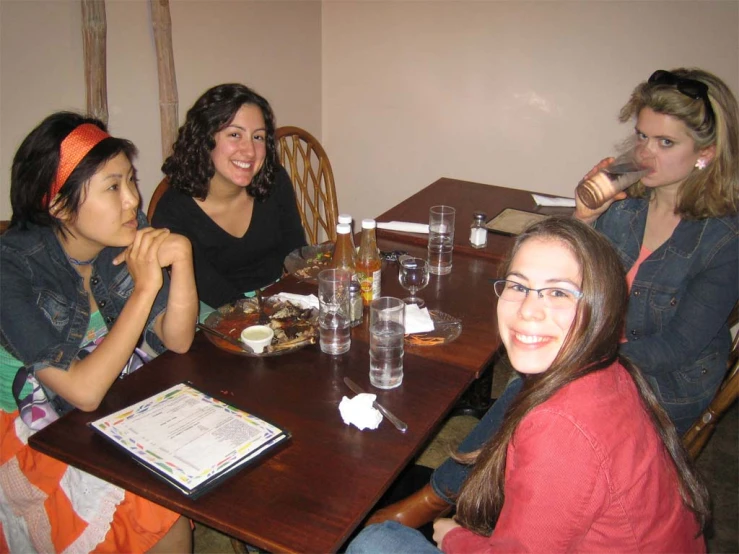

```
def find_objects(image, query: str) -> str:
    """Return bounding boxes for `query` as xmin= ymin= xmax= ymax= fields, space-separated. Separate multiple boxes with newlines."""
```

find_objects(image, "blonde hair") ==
xmin=620 ymin=68 xmax=738 ymax=219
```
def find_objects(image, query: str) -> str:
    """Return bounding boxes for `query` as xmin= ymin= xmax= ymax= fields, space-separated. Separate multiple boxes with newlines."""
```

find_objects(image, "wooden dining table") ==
xmin=29 ymin=178 xmax=574 ymax=553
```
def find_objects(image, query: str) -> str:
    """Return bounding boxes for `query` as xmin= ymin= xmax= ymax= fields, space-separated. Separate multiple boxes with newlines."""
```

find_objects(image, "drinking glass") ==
xmin=369 ymin=297 xmax=405 ymax=389
xmin=318 ymin=269 xmax=351 ymax=355
xmin=428 ymin=205 xmax=456 ymax=275
xmin=398 ymin=256 xmax=430 ymax=307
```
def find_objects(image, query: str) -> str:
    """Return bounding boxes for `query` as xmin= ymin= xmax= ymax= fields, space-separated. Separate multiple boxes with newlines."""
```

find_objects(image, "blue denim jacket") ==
xmin=595 ymin=198 xmax=738 ymax=431
xmin=0 ymin=212 xmax=170 ymax=410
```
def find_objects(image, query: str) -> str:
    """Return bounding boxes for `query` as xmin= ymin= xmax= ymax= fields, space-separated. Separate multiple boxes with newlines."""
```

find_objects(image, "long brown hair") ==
xmin=454 ymin=217 xmax=710 ymax=535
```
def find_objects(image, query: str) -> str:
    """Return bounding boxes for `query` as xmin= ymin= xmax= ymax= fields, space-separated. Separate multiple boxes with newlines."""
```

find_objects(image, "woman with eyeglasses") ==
xmin=363 ymin=67 xmax=737 ymax=538
xmin=348 ymin=217 xmax=708 ymax=553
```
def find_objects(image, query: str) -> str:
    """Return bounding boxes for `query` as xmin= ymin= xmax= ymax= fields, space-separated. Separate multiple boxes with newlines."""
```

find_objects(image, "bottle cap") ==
xmin=349 ymin=281 xmax=360 ymax=293
xmin=473 ymin=212 xmax=487 ymax=221
xmin=338 ymin=214 xmax=352 ymax=225
xmin=336 ymin=223 xmax=351 ymax=234
xmin=361 ymin=219 xmax=376 ymax=229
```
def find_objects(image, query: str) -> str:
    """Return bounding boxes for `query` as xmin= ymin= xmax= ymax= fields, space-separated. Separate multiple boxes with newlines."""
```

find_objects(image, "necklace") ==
xmin=66 ymin=254 xmax=97 ymax=266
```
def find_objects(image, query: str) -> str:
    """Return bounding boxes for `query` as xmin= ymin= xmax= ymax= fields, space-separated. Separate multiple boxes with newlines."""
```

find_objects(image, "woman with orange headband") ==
xmin=0 ymin=112 xmax=198 ymax=552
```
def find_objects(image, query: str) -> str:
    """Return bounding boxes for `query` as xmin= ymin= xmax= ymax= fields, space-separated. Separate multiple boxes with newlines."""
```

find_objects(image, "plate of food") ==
xmin=284 ymin=243 xmax=334 ymax=283
xmin=202 ymin=296 xmax=319 ymax=356
xmin=405 ymin=310 xmax=462 ymax=347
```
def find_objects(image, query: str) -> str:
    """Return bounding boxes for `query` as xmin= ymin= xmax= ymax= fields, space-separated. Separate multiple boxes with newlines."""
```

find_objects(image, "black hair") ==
xmin=10 ymin=111 xmax=138 ymax=232
xmin=162 ymin=83 xmax=278 ymax=201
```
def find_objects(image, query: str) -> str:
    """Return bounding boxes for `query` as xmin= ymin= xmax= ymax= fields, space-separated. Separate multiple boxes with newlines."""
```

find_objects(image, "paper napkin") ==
xmin=376 ymin=221 xmax=430 ymax=234
xmin=531 ymin=194 xmax=576 ymax=208
xmin=273 ymin=292 xmax=320 ymax=310
xmin=339 ymin=394 xmax=383 ymax=430
xmin=404 ymin=304 xmax=435 ymax=335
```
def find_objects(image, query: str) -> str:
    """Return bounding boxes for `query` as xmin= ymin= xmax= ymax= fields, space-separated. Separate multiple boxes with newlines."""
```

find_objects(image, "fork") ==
xmin=256 ymin=290 xmax=269 ymax=325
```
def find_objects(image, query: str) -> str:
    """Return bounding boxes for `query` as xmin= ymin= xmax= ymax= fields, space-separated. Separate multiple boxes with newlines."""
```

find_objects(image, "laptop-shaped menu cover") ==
xmin=89 ymin=382 xmax=290 ymax=498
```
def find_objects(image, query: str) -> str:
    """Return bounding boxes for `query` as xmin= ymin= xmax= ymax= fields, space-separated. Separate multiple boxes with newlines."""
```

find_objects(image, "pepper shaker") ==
xmin=348 ymin=281 xmax=363 ymax=327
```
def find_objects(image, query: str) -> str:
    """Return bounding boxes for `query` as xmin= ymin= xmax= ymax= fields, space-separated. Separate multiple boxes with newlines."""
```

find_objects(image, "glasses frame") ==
xmin=647 ymin=70 xmax=715 ymax=128
xmin=492 ymin=279 xmax=583 ymax=308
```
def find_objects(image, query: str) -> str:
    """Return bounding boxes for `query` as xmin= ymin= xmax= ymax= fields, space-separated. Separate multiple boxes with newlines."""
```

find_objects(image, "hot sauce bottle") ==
xmin=356 ymin=219 xmax=382 ymax=306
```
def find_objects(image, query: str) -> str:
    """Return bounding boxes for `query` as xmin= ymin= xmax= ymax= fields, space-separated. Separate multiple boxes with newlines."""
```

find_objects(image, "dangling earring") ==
xmin=695 ymin=159 xmax=708 ymax=170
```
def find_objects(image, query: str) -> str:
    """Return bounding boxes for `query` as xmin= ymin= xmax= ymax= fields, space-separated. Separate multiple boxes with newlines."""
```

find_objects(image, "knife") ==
xmin=343 ymin=377 xmax=408 ymax=433
xmin=197 ymin=323 xmax=255 ymax=354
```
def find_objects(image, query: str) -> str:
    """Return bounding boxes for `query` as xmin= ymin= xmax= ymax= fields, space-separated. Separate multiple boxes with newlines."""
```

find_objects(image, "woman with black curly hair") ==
xmin=153 ymin=83 xmax=307 ymax=308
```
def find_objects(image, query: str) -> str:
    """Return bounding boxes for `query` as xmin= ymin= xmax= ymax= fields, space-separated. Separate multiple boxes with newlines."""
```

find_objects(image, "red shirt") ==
xmin=443 ymin=362 xmax=705 ymax=553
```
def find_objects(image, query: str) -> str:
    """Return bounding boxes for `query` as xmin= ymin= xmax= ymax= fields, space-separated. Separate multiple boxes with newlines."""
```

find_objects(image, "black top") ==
xmin=152 ymin=167 xmax=307 ymax=308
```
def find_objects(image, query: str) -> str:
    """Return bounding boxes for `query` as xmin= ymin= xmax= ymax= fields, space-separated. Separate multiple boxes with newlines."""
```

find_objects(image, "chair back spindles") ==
xmin=276 ymin=126 xmax=338 ymax=245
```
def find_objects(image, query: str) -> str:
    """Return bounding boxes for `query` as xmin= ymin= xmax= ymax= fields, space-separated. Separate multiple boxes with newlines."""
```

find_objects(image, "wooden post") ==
xmin=81 ymin=0 xmax=108 ymax=124
xmin=149 ymin=0 xmax=179 ymax=161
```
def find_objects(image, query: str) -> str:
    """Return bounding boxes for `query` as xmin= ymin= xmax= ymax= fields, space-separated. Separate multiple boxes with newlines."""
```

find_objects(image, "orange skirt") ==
xmin=0 ymin=409 xmax=179 ymax=553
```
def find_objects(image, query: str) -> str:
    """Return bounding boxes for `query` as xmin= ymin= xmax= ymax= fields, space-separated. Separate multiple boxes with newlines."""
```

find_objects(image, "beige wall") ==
xmin=2 ymin=1 xmax=737 ymax=227
xmin=0 ymin=0 xmax=322 ymax=220
xmin=322 ymin=1 xmax=739 ymax=224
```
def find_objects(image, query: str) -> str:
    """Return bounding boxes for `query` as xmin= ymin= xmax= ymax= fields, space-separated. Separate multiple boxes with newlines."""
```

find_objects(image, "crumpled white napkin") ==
xmin=273 ymin=292 xmax=320 ymax=310
xmin=531 ymin=194 xmax=576 ymax=208
xmin=404 ymin=304 xmax=435 ymax=335
xmin=377 ymin=221 xmax=430 ymax=234
xmin=339 ymin=393 xmax=383 ymax=430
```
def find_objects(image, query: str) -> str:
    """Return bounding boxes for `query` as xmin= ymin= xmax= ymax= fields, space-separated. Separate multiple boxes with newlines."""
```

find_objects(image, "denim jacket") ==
xmin=0 ymin=212 xmax=170 ymax=408
xmin=595 ymin=198 xmax=738 ymax=431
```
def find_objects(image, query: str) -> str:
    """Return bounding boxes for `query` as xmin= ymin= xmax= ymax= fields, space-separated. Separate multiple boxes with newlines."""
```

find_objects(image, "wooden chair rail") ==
xmin=276 ymin=126 xmax=338 ymax=245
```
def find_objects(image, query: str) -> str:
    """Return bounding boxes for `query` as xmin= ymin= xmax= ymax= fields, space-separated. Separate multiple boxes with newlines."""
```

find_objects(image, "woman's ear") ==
xmin=697 ymin=144 xmax=717 ymax=166
xmin=49 ymin=198 xmax=72 ymax=223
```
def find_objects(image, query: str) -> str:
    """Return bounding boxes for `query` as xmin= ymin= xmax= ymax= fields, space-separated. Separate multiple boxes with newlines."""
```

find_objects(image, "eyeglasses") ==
xmin=493 ymin=279 xmax=582 ymax=310
xmin=647 ymin=70 xmax=715 ymax=128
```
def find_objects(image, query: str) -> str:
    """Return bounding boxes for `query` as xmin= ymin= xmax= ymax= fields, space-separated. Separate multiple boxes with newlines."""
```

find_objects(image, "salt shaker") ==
xmin=348 ymin=281 xmax=363 ymax=327
xmin=469 ymin=212 xmax=487 ymax=249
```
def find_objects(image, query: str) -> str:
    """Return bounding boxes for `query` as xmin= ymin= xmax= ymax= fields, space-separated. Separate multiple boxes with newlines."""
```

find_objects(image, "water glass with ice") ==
xmin=318 ymin=269 xmax=351 ymax=355
xmin=369 ymin=297 xmax=405 ymax=389
xmin=428 ymin=205 xmax=456 ymax=275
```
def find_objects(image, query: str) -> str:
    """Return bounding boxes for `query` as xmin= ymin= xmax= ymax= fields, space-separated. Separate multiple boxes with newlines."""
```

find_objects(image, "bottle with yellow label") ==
xmin=356 ymin=219 xmax=382 ymax=306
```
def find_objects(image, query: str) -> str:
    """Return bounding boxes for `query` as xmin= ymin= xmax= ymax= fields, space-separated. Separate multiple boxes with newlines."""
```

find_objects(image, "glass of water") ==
xmin=369 ymin=297 xmax=405 ymax=389
xmin=398 ymin=256 xmax=430 ymax=307
xmin=318 ymin=269 xmax=351 ymax=355
xmin=428 ymin=205 xmax=456 ymax=275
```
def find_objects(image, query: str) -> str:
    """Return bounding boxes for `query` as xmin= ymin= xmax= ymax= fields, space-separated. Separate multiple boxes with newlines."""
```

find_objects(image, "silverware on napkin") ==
xmin=343 ymin=377 xmax=408 ymax=433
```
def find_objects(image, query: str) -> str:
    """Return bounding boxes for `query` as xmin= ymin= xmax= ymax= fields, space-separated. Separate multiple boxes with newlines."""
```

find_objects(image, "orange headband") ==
xmin=46 ymin=123 xmax=110 ymax=207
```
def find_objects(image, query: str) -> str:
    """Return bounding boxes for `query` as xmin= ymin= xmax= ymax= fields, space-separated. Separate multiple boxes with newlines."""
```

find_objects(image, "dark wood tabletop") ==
xmin=30 ymin=334 xmax=474 ymax=553
xmin=28 ymin=178 xmax=558 ymax=553
xmin=376 ymin=177 xmax=573 ymax=260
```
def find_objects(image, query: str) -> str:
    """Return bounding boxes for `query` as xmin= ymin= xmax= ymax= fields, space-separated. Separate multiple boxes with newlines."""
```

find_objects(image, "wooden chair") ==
xmin=276 ymin=126 xmax=339 ymax=245
xmin=0 ymin=221 xmax=10 ymax=235
xmin=682 ymin=305 xmax=739 ymax=459
xmin=147 ymin=177 xmax=170 ymax=222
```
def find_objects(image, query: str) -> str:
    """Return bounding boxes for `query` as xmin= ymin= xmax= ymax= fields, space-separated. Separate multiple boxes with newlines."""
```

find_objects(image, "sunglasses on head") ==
xmin=647 ymin=70 xmax=715 ymax=127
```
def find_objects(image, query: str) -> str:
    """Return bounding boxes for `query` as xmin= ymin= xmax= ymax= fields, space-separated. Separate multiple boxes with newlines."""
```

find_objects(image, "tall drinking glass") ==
xmin=318 ymin=269 xmax=351 ymax=355
xmin=369 ymin=297 xmax=405 ymax=389
xmin=428 ymin=205 xmax=456 ymax=275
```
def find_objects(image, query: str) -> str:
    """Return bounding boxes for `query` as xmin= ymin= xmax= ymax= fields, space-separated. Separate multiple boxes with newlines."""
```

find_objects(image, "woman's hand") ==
xmin=156 ymin=232 xmax=193 ymax=268
xmin=113 ymin=227 xmax=170 ymax=296
xmin=573 ymin=157 xmax=627 ymax=224
xmin=433 ymin=518 xmax=461 ymax=548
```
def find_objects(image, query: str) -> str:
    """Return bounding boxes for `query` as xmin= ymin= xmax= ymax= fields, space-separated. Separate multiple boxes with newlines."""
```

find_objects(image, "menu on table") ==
xmin=89 ymin=382 xmax=289 ymax=498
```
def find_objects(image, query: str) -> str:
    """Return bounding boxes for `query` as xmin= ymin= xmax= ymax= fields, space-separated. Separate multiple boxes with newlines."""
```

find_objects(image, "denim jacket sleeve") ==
xmin=0 ymin=241 xmax=84 ymax=374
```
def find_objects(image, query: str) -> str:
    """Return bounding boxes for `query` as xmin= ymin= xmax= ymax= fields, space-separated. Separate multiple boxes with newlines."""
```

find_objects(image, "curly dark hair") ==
xmin=162 ymin=83 xmax=278 ymax=201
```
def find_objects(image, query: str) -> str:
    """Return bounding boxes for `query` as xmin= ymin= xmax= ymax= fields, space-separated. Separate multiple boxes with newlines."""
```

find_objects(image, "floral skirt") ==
xmin=0 ymin=409 xmax=179 ymax=553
